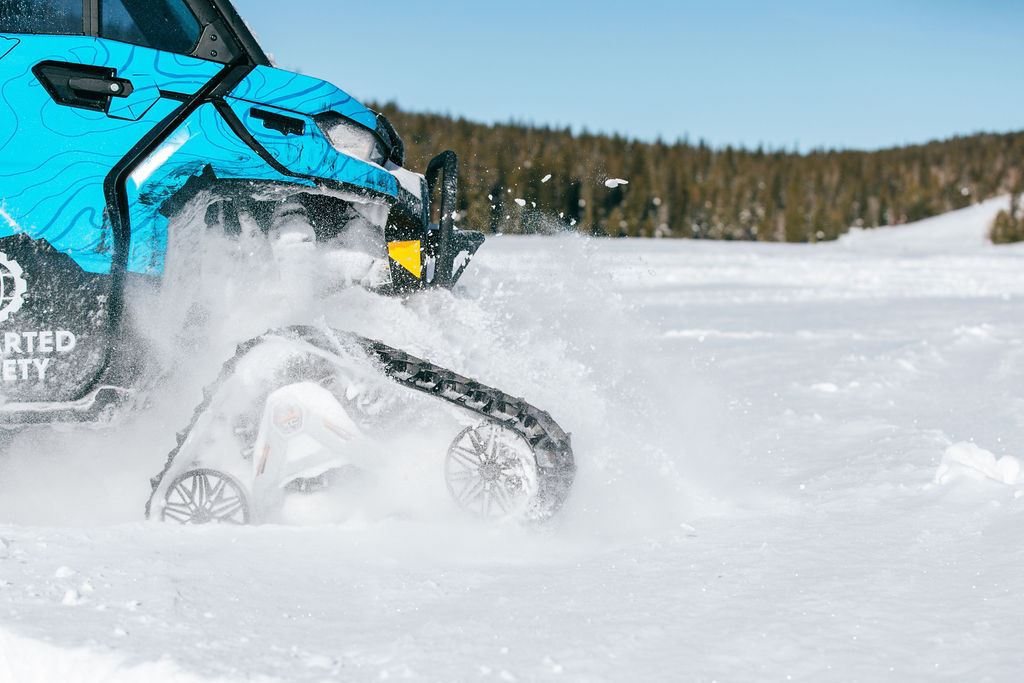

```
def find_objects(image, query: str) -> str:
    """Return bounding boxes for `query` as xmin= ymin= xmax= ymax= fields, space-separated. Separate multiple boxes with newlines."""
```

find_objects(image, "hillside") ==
xmin=377 ymin=103 xmax=1024 ymax=242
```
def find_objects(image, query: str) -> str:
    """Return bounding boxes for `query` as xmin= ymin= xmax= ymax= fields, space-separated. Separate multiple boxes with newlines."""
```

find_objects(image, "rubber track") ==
xmin=147 ymin=325 xmax=575 ymax=520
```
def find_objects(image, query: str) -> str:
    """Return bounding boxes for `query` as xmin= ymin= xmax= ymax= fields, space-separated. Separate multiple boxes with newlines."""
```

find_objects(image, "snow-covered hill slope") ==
xmin=2 ymin=197 xmax=1024 ymax=681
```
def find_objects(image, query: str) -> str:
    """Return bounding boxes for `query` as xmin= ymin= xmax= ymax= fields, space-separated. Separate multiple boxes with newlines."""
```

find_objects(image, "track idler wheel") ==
xmin=445 ymin=422 xmax=540 ymax=519
xmin=161 ymin=468 xmax=250 ymax=524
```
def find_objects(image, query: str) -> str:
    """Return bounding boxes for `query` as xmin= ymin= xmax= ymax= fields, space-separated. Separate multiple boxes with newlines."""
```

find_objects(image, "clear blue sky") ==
xmin=234 ymin=0 xmax=1024 ymax=151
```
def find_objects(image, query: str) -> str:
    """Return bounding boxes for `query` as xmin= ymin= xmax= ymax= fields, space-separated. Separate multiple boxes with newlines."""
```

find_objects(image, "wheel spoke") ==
xmin=467 ymin=429 xmax=488 ymax=455
xmin=447 ymin=476 xmax=473 ymax=502
xmin=207 ymin=477 xmax=228 ymax=503
xmin=484 ymin=426 xmax=499 ymax=459
xmin=450 ymin=445 xmax=482 ymax=470
xmin=490 ymin=481 xmax=514 ymax=513
xmin=209 ymin=497 xmax=244 ymax=520
xmin=450 ymin=474 xmax=480 ymax=503
xmin=172 ymin=482 xmax=199 ymax=510
xmin=194 ymin=473 xmax=210 ymax=508
xmin=446 ymin=469 xmax=479 ymax=483
xmin=163 ymin=501 xmax=196 ymax=522
xmin=456 ymin=478 xmax=487 ymax=509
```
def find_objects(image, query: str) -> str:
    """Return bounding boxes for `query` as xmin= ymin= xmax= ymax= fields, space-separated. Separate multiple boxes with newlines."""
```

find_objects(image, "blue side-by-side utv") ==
xmin=0 ymin=0 xmax=574 ymax=523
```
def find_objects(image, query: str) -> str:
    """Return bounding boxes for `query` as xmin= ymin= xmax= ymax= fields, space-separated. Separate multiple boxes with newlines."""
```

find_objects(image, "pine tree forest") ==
xmin=376 ymin=103 xmax=1024 ymax=243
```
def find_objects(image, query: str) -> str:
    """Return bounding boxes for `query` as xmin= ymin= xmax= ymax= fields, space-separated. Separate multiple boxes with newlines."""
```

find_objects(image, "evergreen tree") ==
xmin=374 ymin=103 xmax=1024 ymax=245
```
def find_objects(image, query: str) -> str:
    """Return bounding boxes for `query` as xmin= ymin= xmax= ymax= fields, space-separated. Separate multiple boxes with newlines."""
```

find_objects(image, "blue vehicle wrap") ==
xmin=1 ymin=36 xmax=398 ymax=277
xmin=1 ymin=34 xmax=17 ymax=60
xmin=123 ymin=102 xmax=311 ymax=273
xmin=229 ymin=65 xmax=377 ymax=128
xmin=223 ymin=98 xmax=397 ymax=194
xmin=124 ymin=100 xmax=398 ymax=275
xmin=0 ymin=33 xmax=222 ymax=274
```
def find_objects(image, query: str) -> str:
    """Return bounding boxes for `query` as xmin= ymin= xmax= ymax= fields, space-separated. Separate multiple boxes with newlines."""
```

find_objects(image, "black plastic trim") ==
xmin=425 ymin=150 xmax=458 ymax=287
xmin=375 ymin=113 xmax=404 ymax=166
xmin=250 ymin=107 xmax=305 ymax=136
xmin=204 ymin=0 xmax=271 ymax=66
xmin=83 ymin=0 xmax=99 ymax=35
xmin=158 ymin=90 xmax=192 ymax=102
xmin=188 ymin=18 xmax=240 ymax=64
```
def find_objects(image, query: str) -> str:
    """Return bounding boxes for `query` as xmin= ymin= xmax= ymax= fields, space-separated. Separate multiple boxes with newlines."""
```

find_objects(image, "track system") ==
xmin=146 ymin=325 xmax=575 ymax=522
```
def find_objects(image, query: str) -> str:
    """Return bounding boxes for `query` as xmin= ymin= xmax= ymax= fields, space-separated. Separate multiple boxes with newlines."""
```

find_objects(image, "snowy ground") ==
xmin=3 ymin=195 xmax=1024 ymax=681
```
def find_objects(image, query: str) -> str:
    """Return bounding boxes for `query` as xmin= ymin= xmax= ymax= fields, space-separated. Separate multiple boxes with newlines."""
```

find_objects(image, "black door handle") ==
xmin=33 ymin=61 xmax=135 ymax=113
xmin=68 ymin=75 xmax=132 ymax=97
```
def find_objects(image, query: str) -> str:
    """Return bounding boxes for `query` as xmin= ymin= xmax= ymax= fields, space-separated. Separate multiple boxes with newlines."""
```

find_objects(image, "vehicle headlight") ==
xmin=316 ymin=113 xmax=386 ymax=166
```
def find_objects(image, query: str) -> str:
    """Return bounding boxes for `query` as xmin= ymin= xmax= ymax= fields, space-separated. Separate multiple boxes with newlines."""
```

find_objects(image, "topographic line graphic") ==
xmin=44 ymin=189 xmax=102 ymax=245
xmin=111 ymin=44 xmax=137 ymax=71
xmin=19 ymin=155 xmax=107 ymax=204
xmin=0 ymin=58 xmax=33 ymax=153
xmin=271 ymin=78 xmax=330 ymax=105
xmin=166 ymin=52 xmax=193 ymax=68
xmin=25 ymin=166 xmax=105 ymax=235
xmin=232 ymin=69 xmax=269 ymax=100
xmin=0 ymin=35 xmax=19 ymax=61
xmin=150 ymin=51 xmax=221 ymax=90
xmin=0 ymin=78 xmax=21 ymax=150
xmin=39 ymin=107 xmax=139 ymax=140
xmin=0 ymin=148 xmax=117 ymax=182
xmin=58 ymin=205 xmax=107 ymax=253
xmin=69 ymin=40 xmax=109 ymax=66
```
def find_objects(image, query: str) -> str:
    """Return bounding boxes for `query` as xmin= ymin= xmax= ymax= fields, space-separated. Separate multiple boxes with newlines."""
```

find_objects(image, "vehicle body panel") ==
xmin=0 ymin=33 xmax=223 ymax=274
xmin=228 ymin=65 xmax=376 ymax=127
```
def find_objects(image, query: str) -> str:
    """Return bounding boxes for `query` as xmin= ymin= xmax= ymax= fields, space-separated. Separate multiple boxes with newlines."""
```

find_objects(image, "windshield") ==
xmin=100 ymin=0 xmax=201 ymax=54
xmin=0 ymin=0 xmax=83 ymax=34
xmin=0 ymin=0 xmax=201 ymax=53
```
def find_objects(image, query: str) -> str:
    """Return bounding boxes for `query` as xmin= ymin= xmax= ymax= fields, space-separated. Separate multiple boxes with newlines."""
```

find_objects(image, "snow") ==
xmin=604 ymin=178 xmax=629 ymax=188
xmin=3 ymin=196 xmax=1024 ymax=680
xmin=383 ymin=161 xmax=423 ymax=198
xmin=0 ymin=204 xmax=21 ymax=233
xmin=935 ymin=442 xmax=1021 ymax=486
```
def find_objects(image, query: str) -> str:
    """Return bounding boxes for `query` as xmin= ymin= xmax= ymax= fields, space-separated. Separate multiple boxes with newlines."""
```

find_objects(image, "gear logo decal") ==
xmin=0 ymin=252 xmax=27 ymax=323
